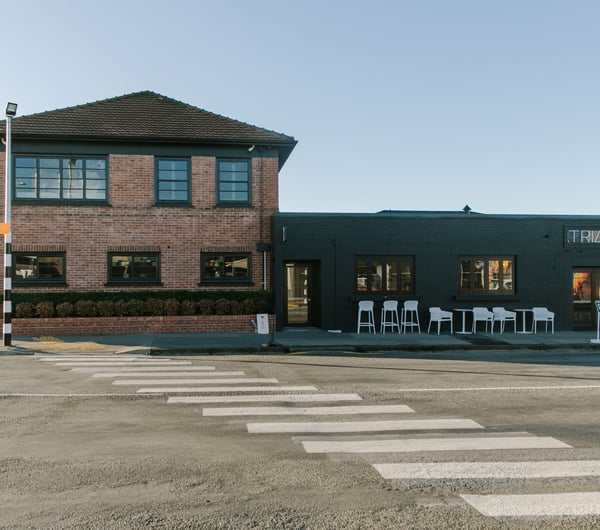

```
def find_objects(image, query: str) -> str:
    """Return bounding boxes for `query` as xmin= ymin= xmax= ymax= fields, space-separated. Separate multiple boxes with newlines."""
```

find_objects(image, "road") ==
xmin=1 ymin=349 xmax=600 ymax=529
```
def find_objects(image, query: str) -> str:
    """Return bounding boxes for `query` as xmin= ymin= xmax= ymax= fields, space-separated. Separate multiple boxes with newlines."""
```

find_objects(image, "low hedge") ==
xmin=12 ymin=290 xmax=272 ymax=318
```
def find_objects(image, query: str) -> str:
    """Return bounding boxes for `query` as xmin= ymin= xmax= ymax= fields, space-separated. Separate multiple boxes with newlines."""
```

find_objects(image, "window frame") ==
xmin=107 ymin=253 xmax=161 ymax=285
xmin=14 ymin=155 xmax=108 ymax=203
xmin=355 ymin=255 xmax=415 ymax=295
xmin=13 ymin=252 xmax=67 ymax=285
xmin=459 ymin=256 xmax=515 ymax=295
xmin=155 ymin=157 xmax=191 ymax=206
xmin=201 ymin=253 xmax=252 ymax=284
xmin=216 ymin=159 xmax=251 ymax=206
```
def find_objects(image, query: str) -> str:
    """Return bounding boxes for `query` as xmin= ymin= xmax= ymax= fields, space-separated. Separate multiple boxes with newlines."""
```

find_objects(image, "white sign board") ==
xmin=256 ymin=313 xmax=270 ymax=335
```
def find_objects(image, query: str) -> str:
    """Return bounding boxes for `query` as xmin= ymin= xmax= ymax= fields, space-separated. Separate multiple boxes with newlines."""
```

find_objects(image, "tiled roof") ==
xmin=4 ymin=91 xmax=296 ymax=148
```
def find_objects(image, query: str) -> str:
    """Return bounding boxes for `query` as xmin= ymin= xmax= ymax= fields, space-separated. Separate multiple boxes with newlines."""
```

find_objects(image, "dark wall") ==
xmin=273 ymin=212 xmax=600 ymax=331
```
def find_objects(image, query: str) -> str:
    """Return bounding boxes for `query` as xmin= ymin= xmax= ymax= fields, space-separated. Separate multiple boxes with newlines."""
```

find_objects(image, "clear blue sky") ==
xmin=3 ymin=0 xmax=599 ymax=215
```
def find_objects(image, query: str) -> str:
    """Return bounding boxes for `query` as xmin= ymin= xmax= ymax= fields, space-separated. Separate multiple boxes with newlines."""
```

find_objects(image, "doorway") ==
xmin=572 ymin=268 xmax=600 ymax=329
xmin=284 ymin=261 xmax=319 ymax=327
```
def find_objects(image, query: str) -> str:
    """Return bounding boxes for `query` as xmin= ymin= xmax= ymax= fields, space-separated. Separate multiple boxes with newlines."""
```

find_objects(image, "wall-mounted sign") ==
xmin=566 ymin=228 xmax=600 ymax=246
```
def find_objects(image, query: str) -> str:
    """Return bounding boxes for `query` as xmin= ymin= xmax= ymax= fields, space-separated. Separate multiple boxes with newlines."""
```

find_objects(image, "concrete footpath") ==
xmin=2 ymin=328 xmax=600 ymax=356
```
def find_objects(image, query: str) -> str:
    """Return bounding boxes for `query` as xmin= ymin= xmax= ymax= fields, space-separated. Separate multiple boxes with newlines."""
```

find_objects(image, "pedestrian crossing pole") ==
xmin=3 ymin=102 xmax=17 ymax=347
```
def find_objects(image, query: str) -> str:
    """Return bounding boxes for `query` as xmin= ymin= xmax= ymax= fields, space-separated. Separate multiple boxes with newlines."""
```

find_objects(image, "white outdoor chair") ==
xmin=357 ymin=300 xmax=376 ymax=334
xmin=427 ymin=307 xmax=453 ymax=335
xmin=492 ymin=307 xmax=517 ymax=334
xmin=380 ymin=300 xmax=400 ymax=334
xmin=401 ymin=300 xmax=421 ymax=333
xmin=472 ymin=306 xmax=494 ymax=333
xmin=531 ymin=307 xmax=555 ymax=334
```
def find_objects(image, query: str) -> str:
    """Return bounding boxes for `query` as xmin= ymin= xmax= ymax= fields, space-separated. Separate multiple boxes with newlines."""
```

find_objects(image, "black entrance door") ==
xmin=573 ymin=268 xmax=600 ymax=329
xmin=284 ymin=261 xmax=320 ymax=327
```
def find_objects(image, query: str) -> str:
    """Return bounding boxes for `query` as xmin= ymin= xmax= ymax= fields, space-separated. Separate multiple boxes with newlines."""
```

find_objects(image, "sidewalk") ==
xmin=3 ymin=328 xmax=600 ymax=356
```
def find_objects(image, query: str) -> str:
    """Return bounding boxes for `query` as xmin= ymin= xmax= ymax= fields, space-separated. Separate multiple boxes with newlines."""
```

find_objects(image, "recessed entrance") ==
xmin=572 ymin=268 xmax=600 ymax=329
xmin=284 ymin=261 xmax=319 ymax=327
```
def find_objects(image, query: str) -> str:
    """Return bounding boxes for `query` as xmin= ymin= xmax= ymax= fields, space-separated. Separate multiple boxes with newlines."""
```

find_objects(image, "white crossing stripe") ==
xmin=71 ymin=366 xmax=214 ymax=373
xmin=35 ymin=355 xmax=154 ymax=363
xmin=92 ymin=371 xmax=245 ymax=378
xmin=374 ymin=460 xmax=600 ymax=480
xmin=302 ymin=435 xmax=571 ymax=454
xmin=247 ymin=418 xmax=483 ymax=434
xmin=168 ymin=394 xmax=363 ymax=404
xmin=461 ymin=492 xmax=600 ymax=518
xmin=115 ymin=378 xmax=279 ymax=385
xmin=138 ymin=386 xmax=316 ymax=393
xmin=54 ymin=361 xmax=192 ymax=366
xmin=202 ymin=404 xmax=415 ymax=416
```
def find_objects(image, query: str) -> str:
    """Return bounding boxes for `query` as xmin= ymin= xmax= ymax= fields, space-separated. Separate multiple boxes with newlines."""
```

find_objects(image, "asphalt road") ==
xmin=2 ymin=349 xmax=600 ymax=529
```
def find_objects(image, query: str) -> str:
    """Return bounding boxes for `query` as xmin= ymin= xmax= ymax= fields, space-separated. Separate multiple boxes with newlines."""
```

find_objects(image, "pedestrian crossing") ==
xmin=34 ymin=353 xmax=600 ymax=522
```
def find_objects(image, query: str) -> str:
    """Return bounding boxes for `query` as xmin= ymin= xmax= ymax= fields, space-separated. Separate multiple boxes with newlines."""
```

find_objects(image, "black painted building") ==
xmin=272 ymin=210 xmax=600 ymax=332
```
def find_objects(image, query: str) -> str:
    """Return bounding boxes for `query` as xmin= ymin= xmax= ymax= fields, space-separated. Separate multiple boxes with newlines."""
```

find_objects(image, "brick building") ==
xmin=0 ymin=91 xmax=296 ymax=301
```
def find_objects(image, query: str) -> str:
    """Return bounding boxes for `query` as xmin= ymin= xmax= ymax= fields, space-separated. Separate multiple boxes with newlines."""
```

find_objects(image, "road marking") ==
xmin=395 ymin=385 xmax=600 ymax=393
xmin=138 ymin=385 xmax=316 ymax=393
xmin=202 ymin=404 xmax=415 ymax=416
xmin=461 ymin=492 xmax=600 ymax=517
xmin=115 ymin=377 xmax=279 ymax=385
xmin=247 ymin=418 xmax=483 ymax=434
xmin=70 ymin=366 xmax=214 ymax=373
xmin=302 ymin=435 xmax=571 ymax=454
xmin=37 ymin=356 xmax=155 ymax=361
xmin=0 ymin=393 xmax=144 ymax=397
xmin=167 ymin=394 xmax=363 ymax=404
xmin=374 ymin=460 xmax=600 ymax=480
xmin=92 ymin=371 xmax=245 ymax=378
xmin=53 ymin=361 xmax=192 ymax=366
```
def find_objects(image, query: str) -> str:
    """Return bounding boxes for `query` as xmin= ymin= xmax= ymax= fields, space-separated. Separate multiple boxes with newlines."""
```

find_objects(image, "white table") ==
xmin=513 ymin=308 xmax=533 ymax=334
xmin=453 ymin=308 xmax=472 ymax=334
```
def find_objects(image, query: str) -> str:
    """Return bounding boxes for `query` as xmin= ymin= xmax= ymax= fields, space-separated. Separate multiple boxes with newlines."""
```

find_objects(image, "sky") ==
xmin=2 ymin=0 xmax=599 ymax=215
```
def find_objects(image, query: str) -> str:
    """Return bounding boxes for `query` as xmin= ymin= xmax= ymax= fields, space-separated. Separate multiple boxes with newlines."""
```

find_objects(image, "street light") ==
xmin=3 ymin=102 xmax=17 ymax=347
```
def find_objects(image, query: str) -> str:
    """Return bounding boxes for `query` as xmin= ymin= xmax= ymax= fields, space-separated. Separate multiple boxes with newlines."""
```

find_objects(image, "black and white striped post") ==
xmin=3 ymin=102 xmax=17 ymax=347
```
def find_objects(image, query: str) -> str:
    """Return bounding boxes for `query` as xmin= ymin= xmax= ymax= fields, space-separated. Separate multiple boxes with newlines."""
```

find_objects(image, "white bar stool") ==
xmin=357 ymin=300 xmax=376 ymax=334
xmin=401 ymin=300 xmax=421 ymax=333
xmin=380 ymin=300 xmax=400 ymax=334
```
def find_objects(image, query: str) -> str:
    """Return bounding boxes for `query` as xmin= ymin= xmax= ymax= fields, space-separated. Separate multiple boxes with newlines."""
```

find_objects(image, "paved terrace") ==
xmin=2 ymin=329 xmax=600 ymax=356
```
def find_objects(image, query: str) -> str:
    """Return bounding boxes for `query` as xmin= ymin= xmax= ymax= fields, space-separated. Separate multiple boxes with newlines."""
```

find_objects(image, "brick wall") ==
xmin=13 ymin=314 xmax=276 ymax=336
xmin=0 ymin=153 xmax=279 ymax=294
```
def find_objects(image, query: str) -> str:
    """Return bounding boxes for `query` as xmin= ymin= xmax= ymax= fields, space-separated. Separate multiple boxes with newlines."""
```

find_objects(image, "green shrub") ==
xmin=198 ymin=299 xmax=215 ymax=315
xmin=35 ymin=301 xmax=55 ymax=318
xmin=55 ymin=302 xmax=75 ymax=318
xmin=179 ymin=300 xmax=196 ymax=315
xmin=15 ymin=302 xmax=35 ymax=318
xmin=96 ymin=300 xmax=115 ymax=317
xmin=114 ymin=299 xmax=128 ymax=317
xmin=127 ymin=299 xmax=145 ymax=316
xmin=75 ymin=300 xmax=97 ymax=317
xmin=163 ymin=298 xmax=179 ymax=316
xmin=215 ymin=298 xmax=230 ymax=315
xmin=144 ymin=298 xmax=164 ymax=316
xmin=241 ymin=298 xmax=257 ymax=314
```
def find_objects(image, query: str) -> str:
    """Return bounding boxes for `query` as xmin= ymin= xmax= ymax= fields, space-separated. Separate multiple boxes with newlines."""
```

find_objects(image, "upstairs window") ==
xmin=15 ymin=156 xmax=107 ymax=201
xmin=108 ymin=253 xmax=160 ymax=284
xmin=14 ymin=253 xmax=66 ymax=284
xmin=355 ymin=256 xmax=415 ymax=294
xmin=216 ymin=160 xmax=251 ymax=206
xmin=156 ymin=158 xmax=190 ymax=204
xmin=460 ymin=256 xmax=514 ymax=295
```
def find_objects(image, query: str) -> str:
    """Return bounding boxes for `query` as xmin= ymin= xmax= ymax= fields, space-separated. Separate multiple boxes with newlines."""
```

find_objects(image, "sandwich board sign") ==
xmin=256 ymin=313 xmax=270 ymax=335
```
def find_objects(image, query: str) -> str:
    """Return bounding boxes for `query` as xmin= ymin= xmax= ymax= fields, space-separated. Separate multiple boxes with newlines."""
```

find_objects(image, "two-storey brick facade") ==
xmin=0 ymin=92 xmax=296 ymax=303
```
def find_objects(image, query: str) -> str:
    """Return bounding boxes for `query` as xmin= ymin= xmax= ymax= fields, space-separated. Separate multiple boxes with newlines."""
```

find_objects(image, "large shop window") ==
xmin=156 ymin=158 xmax=190 ymax=204
xmin=108 ymin=254 xmax=160 ymax=284
xmin=201 ymin=253 xmax=251 ymax=283
xmin=14 ymin=253 xmax=66 ymax=284
xmin=460 ymin=256 xmax=514 ymax=294
xmin=216 ymin=160 xmax=251 ymax=206
xmin=14 ymin=156 xmax=107 ymax=201
xmin=355 ymin=256 xmax=415 ymax=294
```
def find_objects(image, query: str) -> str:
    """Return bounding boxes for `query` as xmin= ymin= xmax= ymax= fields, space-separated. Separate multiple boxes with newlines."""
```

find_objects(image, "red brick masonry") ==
xmin=13 ymin=315 xmax=276 ymax=336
